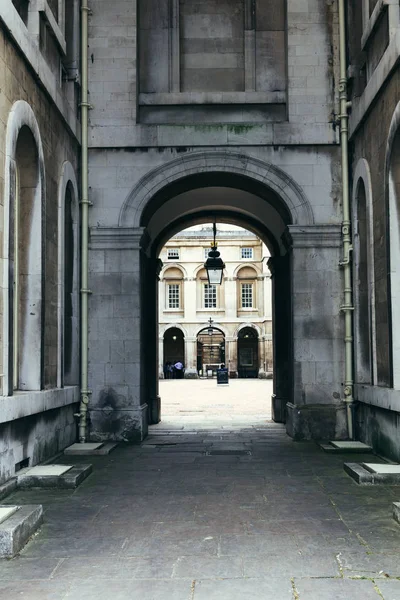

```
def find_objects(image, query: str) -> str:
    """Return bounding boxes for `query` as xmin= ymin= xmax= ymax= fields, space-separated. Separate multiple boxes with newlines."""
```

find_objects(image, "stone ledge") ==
xmin=344 ymin=462 xmax=400 ymax=485
xmin=393 ymin=502 xmax=400 ymax=524
xmin=17 ymin=465 xmax=92 ymax=489
xmin=0 ymin=386 xmax=79 ymax=425
xmin=0 ymin=505 xmax=43 ymax=558
xmin=0 ymin=478 xmax=17 ymax=501
xmin=64 ymin=442 xmax=118 ymax=456
xmin=139 ymin=91 xmax=286 ymax=105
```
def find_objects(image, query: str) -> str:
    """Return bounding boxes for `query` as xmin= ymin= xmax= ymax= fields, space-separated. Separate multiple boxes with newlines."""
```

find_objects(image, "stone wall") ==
xmin=0 ymin=25 xmax=80 ymax=480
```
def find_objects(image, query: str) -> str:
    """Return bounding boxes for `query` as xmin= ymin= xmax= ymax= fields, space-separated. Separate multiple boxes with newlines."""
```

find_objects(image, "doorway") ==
xmin=237 ymin=327 xmax=259 ymax=378
xmin=163 ymin=327 xmax=185 ymax=378
xmin=197 ymin=327 xmax=226 ymax=377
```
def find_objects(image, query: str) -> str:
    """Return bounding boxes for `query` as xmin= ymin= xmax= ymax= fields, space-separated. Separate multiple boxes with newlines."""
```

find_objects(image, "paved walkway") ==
xmin=1 ymin=422 xmax=400 ymax=599
xmin=158 ymin=378 xmax=273 ymax=429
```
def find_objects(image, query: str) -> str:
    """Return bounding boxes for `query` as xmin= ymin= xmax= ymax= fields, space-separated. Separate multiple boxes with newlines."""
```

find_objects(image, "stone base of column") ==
xmin=258 ymin=369 xmax=273 ymax=379
xmin=184 ymin=368 xmax=198 ymax=379
xmin=149 ymin=395 xmax=161 ymax=424
xmin=89 ymin=404 xmax=148 ymax=443
xmin=286 ymin=402 xmax=347 ymax=441
xmin=272 ymin=395 xmax=287 ymax=423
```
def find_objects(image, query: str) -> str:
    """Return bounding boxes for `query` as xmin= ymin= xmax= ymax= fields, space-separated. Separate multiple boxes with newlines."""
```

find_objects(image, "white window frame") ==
xmin=241 ymin=282 xmax=254 ymax=309
xmin=167 ymin=248 xmax=180 ymax=260
xmin=167 ymin=282 xmax=181 ymax=310
xmin=203 ymin=283 xmax=217 ymax=309
xmin=241 ymin=247 xmax=253 ymax=259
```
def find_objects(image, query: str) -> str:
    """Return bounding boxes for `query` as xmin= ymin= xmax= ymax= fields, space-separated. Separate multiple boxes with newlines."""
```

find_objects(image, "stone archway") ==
xmin=87 ymin=150 xmax=346 ymax=442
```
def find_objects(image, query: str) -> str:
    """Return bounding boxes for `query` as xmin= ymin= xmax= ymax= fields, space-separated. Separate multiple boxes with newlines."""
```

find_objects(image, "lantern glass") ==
xmin=207 ymin=267 xmax=224 ymax=285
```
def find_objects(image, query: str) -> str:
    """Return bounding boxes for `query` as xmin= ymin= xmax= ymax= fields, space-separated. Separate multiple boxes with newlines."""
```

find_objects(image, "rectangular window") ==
xmin=167 ymin=248 xmax=179 ymax=260
xmin=168 ymin=284 xmax=180 ymax=309
xmin=241 ymin=247 xmax=253 ymax=259
xmin=204 ymin=247 xmax=211 ymax=260
xmin=241 ymin=283 xmax=253 ymax=308
xmin=204 ymin=284 xmax=217 ymax=309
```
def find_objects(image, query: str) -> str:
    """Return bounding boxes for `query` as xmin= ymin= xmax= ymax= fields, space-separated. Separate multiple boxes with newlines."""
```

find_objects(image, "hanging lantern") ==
xmin=204 ymin=222 xmax=225 ymax=285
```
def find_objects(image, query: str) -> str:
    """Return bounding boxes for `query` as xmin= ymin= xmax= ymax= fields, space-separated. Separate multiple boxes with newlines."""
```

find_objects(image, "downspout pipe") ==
xmin=338 ymin=0 xmax=355 ymax=439
xmin=78 ymin=0 xmax=91 ymax=442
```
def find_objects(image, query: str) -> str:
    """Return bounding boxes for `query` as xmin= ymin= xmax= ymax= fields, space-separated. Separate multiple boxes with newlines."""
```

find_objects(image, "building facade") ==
xmin=0 ymin=1 xmax=81 ymax=483
xmin=1 ymin=0 xmax=400 ymax=484
xmin=159 ymin=227 xmax=273 ymax=379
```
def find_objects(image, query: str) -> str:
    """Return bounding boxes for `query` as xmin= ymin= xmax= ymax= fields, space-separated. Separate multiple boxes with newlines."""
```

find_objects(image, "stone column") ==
xmin=87 ymin=227 xmax=149 ymax=442
xmin=142 ymin=255 xmax=162 ymax=425
xmin=184 ymin=277 xmax=196 ymax=321
xmin=268 ymin=254 xmax=292 ymax=422
xmin=258 ymin=336 xmax=267 ymax=378
xmin=225 ymin=278 xmax=237 ymax=319
xmin=287 ymin=225 xmax=346 ymax=440
xmin=227 ymin=337 xmax=237 ymax=377
xmin=184 ymin=337 xmax=198 ymax=378
xmin=159 ymin=336 xmax=164 ymax=378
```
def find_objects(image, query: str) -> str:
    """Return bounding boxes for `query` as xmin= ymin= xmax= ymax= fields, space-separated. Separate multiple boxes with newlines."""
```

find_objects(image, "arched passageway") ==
xmin=196 ymin=327 xmax=225 ymax=376
xmin=237 ymin=327 xmax=259 ymax=379
xmin=163 ymin=327 xmax=185 ymax=377
xmin=87 ymin=151 xmax=345 ymax=443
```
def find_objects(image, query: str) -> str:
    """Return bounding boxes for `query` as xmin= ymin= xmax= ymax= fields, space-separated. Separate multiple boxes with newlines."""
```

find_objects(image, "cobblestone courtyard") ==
xmin=1 ymin=381 xmax=400 ymax=599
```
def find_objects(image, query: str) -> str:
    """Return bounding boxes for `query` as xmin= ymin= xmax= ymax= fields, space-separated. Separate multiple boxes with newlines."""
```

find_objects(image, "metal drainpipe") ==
xmin=78 ymin=0 xmax=91 ymax=442
xmin=338 ymin=0 xmax=355 ymax=439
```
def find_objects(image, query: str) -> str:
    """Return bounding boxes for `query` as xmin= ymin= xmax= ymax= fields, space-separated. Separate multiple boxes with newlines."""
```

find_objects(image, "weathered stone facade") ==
xmin=2 ymin=0 xmax=400 ymax=475
xmin=0 ymin=3 xmax=80 ymax=483
xmin=347 ymin=1 xmax=400 ymax=460
xmin=86 ymin=0 xmax=347 ymax=441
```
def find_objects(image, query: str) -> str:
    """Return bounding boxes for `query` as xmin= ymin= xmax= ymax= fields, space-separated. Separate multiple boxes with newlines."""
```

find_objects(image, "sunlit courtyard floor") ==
xmin=156 ymin=378 xmax=273 ymax=430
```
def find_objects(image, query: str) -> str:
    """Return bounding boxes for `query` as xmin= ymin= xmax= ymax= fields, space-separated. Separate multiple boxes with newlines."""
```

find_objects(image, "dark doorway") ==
xmin=163 ymin=328 xmax=185 ymax=377
xmin=238 ymin=327 xmax=259 ymax=378
xmin=197 ymin=328 xmax=225 ymax=376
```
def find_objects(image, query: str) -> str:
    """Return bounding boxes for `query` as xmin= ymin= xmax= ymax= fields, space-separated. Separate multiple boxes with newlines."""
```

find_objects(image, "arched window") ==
xmin=58 ymin=164 xmax=80 ymax=388
xmin=388 ymin=127 xmax=400 ymax=389
xmin=12 ymin=126 xmax=42 ymax=391
xmin=355 ymin=179 xmax=372 ymax=383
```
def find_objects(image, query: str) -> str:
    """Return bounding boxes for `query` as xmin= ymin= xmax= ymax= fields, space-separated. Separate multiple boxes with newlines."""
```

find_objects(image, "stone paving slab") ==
xmin=294 ymin=578 xmax=381 ymax=599
xmin=1 ymin=421 xmax=400 ymax=599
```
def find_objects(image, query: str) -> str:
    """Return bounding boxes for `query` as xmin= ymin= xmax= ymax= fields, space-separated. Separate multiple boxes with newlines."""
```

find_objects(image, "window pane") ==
xmin=241 ymin=247 xmax=253 ymax=259
xmin=167 ymin=248 xmax=180 ymax=260
xmin=168 ymin=284 xmax=180 ymax=309
xmin=204 ymin=284 xmax=217 ymax=308
xmin=241 ymin=283 xmax=253 ymax=308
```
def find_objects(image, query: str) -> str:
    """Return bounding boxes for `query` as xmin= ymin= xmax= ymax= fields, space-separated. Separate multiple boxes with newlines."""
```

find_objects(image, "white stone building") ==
xmin=159 ymin=227 xmax=273 ymax=379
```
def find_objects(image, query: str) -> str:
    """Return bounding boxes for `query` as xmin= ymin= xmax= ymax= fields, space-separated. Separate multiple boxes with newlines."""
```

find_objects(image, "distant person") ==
xmin=163 ymin=362 xmax=170 ymax=380
xmin=174 ymin=361 xmax=184 ymax=379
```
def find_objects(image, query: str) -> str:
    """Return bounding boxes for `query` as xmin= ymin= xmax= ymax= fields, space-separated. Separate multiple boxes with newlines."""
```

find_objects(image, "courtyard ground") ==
xmin=157 ymin=378 xmax=273 ymax=428
xmin=1 ymin=380 xmax=400 ymax=599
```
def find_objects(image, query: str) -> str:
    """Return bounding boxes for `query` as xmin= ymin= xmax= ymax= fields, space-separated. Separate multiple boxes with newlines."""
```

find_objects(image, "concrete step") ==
xmin=344 ymin=462 xmax=400 ymax=485
xmin=64 ymin=442 xmax=118 ymax=456
xmin=0 ymin=505 xmax=43 ymax=558
xmin=16 ymin=464 xmax=92 ymax=489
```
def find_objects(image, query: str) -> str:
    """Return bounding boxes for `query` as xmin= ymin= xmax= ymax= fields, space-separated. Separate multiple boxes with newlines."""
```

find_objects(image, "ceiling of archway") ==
xmin=146 ymin=187 xmax=288 ymax=256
